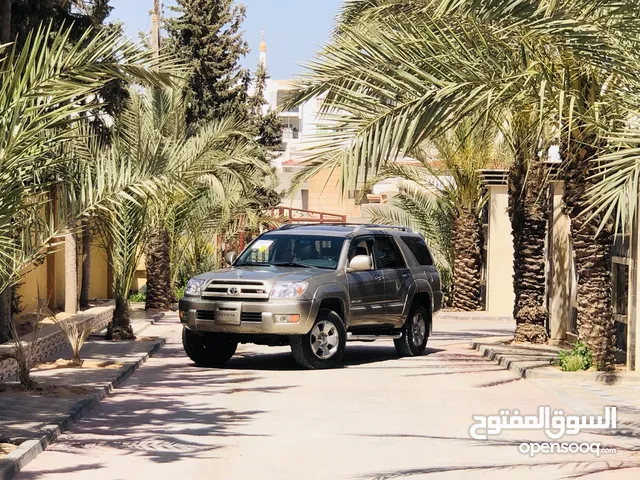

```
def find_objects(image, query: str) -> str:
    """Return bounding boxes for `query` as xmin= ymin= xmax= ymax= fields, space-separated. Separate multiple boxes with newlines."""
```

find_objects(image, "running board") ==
xmin=347 ymin=333 xmax=402 ymax=342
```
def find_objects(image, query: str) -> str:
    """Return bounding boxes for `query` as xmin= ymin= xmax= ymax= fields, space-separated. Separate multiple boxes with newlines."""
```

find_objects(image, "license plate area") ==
xmin=215 ymin=303 xmax=241 ymax=325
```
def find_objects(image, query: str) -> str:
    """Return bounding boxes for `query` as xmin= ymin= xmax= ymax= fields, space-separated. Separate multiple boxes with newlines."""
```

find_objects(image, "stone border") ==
xmin=0 ymin=337 xmax=166 ymax=480
xmin=471 ymin=337 xmax=640 ymax=384
xmin=0 ymin=303 xmax=116 ymax=383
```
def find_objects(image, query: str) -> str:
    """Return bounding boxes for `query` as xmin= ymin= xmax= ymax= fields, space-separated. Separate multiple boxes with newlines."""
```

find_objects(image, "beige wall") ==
xmin=486 ymin=185 xmax=515 ymax=315
xmin=89 ymin=243 xmax=110 ymax=300
xmin=307 ymin=169 xmax=361 ymax=218
xmin=16 ymin=259 xmax=48 ymax=313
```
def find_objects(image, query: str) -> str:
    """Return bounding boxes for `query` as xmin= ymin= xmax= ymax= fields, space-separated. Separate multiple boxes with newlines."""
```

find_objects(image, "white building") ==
xmin=256 ymin=35 xmax=408 ymax=219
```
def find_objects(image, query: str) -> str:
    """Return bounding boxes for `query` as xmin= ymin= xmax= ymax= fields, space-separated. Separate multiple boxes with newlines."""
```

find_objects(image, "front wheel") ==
xmin=394 ymin=306 xmax=429 ymax=357
xmin=182 ymin=328 xmax=238 ymax=367
xmin=290 ymin=309 xmax=346 ymax=369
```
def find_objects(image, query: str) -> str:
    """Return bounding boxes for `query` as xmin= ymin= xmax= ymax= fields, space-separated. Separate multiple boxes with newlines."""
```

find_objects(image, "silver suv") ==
xmin=179 ymin=224 xmax=442 ymax=369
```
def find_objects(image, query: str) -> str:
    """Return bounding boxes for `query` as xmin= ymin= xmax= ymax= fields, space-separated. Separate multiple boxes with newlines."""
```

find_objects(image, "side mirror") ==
xmin=348 ymin=255 xmax=372 ymax=272
xmin=225 ymin=252 xmax=237 ymax=266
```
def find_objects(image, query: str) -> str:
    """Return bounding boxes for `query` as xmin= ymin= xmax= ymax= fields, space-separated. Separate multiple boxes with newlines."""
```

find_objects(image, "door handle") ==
xmin=374 ymin=274 xmax=384 ymax=281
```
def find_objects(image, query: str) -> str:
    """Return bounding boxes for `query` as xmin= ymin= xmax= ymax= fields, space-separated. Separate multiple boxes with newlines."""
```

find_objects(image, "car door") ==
xmin=373 ymin=235 xmax=412 ymax=327
xmin=346 ymin=236 xmax=385 ymax=327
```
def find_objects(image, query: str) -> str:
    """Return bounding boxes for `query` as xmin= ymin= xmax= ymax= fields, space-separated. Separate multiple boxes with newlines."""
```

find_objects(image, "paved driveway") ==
xmin=15 ymin=315 xmax=640 ymax=479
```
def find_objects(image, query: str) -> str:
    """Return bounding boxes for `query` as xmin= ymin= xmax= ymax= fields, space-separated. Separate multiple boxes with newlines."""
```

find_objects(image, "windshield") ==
xmin=235 ymin=234 xmax=346 ymax=270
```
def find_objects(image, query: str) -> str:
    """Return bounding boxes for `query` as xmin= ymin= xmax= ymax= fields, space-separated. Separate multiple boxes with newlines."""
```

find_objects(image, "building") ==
xmin=259 ymin=35 xmax=403 ymax=223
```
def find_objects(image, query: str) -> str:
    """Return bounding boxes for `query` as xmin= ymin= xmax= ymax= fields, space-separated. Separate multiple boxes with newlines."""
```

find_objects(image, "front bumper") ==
xmin=178 ymin=297 xmax=316 ymax=335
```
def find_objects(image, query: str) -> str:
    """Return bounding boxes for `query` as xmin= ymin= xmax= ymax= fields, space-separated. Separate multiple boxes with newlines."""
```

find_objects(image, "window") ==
xmin=348 ymin=237 xmax=375 ymax=270
xmin=374 ymin=236 xmax=405 ymax=269
xmin=401 ymin=236 xmax=434 ymax=266
xmin=236 ymin=235 xmax=345 ymax=270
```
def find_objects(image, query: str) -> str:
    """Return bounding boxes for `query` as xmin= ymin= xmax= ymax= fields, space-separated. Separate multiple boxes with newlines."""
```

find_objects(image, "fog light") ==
xmin=274 ymin=314 xmax=300 ymax=324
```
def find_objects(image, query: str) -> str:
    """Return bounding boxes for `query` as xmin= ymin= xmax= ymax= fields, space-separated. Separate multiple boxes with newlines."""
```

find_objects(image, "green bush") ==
xmin=558 ymin=341 xmax=593 ymax=371
xmin=128 ymin=291 xmax=146 ymax=303
xmin=174 ymin=285 xmax=186 ymax=300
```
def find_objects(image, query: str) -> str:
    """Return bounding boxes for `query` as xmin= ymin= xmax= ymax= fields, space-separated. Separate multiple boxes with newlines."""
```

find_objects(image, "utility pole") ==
xmin=151 ymin=0 xmax=161 ymax=58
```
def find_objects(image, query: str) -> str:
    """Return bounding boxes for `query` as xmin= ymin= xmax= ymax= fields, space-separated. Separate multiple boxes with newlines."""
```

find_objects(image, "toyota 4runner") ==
xmin=179 ymin=224 xmax=442 ymax=369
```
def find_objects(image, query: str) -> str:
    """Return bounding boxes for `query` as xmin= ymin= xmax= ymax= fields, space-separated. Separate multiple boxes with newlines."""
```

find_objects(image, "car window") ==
xmin=373 ymin=236 xmax=406 ymax=269
xmin=401 ymin=236 xmax=434 ymax=266
xmin=348 ymin=237 xmax=375 ymax=270
xmin=236 ymin=235 xmax=345 ymax=269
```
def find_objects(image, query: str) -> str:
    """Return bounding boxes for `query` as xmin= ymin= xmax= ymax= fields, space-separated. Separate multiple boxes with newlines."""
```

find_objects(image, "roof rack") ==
xmin=355 ymin=224 xmax=414 ymax=233
xmin=276 ymin=223 xmax=413 ymax=233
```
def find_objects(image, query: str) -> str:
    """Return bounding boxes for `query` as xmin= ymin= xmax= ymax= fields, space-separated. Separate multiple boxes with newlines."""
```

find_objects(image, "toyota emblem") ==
xmin=228 ymin=287 xmax=240 ymax=295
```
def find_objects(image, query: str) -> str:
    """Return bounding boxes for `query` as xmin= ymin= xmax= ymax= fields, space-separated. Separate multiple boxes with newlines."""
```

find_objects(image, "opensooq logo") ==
xmin=469 ymin=406 xmax=617 ymax=441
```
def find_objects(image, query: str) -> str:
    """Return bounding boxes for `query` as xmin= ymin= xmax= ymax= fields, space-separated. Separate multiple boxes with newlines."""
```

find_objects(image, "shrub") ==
xmin=558 ymin=341 xmax=593 ymax=372
xmin=52 ymin=313 xmax=100 ymax=367
xmin=128 ymin=291 xmax=146 ymax=302
xmin=174 ymin=285 xmax=186 ymax=300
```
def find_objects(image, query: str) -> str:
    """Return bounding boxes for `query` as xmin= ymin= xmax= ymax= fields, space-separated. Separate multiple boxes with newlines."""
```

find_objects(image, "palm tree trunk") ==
xmin=80 ymin=220 xmax=92 ymax=308
xmin=145 ymin=225 xmax=173 ymax=310
xmin=64 ymin=225 xmax=78 ymax=314
xmin=564 ymin=140 xmax=616 ymax=371
xmin=0 ymin=0 xmax=10 ymax=44
xmin=0 ymin=287 xmax=11 ymax=343
xmin=509 ymin=157 xmax=549 ymax=344
xmin=107 ymin=295 xmax=134 ymax=340
xmin=451 ymin=209 xmax=483 ymax=311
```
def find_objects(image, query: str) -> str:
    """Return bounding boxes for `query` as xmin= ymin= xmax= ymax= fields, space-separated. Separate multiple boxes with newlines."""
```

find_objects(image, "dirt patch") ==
xmin=0 ymin=443 xmax=17 ymax=457
xmin=0 ymin=383 xmax=95 ymax=397
xmin=135 ymin=336 xmax=160 ymax=342
xmin=35 ymin=358 xmax=122 ymax=371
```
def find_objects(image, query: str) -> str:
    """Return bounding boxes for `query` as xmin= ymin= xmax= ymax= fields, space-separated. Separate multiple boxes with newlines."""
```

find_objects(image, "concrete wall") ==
xmin=486 ymin=185 xmax=515 ymax=315
xmin=548 ymin=183 xmax=573 ymax=343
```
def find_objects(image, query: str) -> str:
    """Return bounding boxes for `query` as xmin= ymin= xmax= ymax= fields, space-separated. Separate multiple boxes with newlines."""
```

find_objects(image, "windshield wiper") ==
xmin=273 ymin=262 xmax=333 ymax=269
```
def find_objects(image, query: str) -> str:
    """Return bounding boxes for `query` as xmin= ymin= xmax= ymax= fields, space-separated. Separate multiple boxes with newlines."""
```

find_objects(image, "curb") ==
xmin=470 ymin=339 xmax=555 ymax=378
xmin=471 ymin=338 xmax=640 ymax=384
xmin=0 ymin=338 xmax=166 ymax=480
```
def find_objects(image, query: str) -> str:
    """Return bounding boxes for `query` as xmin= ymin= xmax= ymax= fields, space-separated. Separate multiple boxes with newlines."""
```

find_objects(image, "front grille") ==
xmin=202 ymin=280 xmax=269 ymax=301
xmin=206 ymin=280 xmax=263 ymax=286
xmin=195 ymin=310 xmax=263 ymax=322
xmin=196 ymin=310 xmax=216 ymax=320
xmin=241 ymin=312 xmax=263 ymax=323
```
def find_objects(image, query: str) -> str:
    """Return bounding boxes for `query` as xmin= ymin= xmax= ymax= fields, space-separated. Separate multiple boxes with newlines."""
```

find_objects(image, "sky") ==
xmin=108 ymin=0 xmax=344 ymax=80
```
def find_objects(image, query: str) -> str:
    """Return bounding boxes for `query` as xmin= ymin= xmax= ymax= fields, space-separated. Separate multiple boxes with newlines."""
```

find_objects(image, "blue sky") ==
xmin=108 ymin=0 xmax=344 ymax=79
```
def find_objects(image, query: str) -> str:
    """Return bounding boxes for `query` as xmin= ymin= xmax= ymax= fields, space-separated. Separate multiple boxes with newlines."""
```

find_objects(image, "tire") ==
xmin=394 ymin=305 xmax=430 ymax=357
xmin=290 ymin=309 xmax=347 ymax=369
xmin=182 ymin=328 xmax=238 ymax=367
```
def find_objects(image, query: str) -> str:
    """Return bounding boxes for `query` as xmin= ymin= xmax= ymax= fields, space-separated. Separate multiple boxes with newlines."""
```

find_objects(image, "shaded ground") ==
xmin=13 ymin=314 xmax=640 ymax=479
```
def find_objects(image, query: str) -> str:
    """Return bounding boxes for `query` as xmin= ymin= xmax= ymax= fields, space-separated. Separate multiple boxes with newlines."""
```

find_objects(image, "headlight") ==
xmin=270 ymin=282 xmax=308 ymax=298
xmin=185 ymin=278 xmax=205 ymax=297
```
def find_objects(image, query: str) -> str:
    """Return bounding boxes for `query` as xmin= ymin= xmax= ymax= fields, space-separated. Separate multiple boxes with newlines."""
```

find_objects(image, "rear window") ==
xmin=401 ymin=236 xmax=434 ymax=266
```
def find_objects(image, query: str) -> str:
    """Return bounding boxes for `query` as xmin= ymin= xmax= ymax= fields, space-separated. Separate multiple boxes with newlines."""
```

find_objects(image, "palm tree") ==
xmin=0 ymin=23 xmax=173 ymax=341
xmin=95 ymin=88 xmax=268 ymax=338
xmin=284 ymin=1 xmax=553 ymax=341
xmin=366 ymin=118 xmax=504 ymax=310
xmin=142 ymin=89 xmax=271 ymax=311
xmin=285 ymin=0 xmax=640 ymax=366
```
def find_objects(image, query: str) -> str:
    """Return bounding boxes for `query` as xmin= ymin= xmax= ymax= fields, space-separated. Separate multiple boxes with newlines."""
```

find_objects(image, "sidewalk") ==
xmin=469 ymin=334 xmax=640 ymax=446
xmin=0 ymin=316 xmax=167 ymax=479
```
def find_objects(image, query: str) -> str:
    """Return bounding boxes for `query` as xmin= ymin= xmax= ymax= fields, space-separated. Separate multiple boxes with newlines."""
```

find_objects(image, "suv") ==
xmin=179 ymin=224 xmax=442 ymax=369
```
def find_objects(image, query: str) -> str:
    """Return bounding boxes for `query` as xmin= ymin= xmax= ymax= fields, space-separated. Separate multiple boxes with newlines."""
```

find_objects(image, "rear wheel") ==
xmin=290 ymin=309 xmax=346 ymax=369
xmin=182 ymin=328 xmax=238 ymax=367
xmin=394 ymin=306 xmax=429 ymax=357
